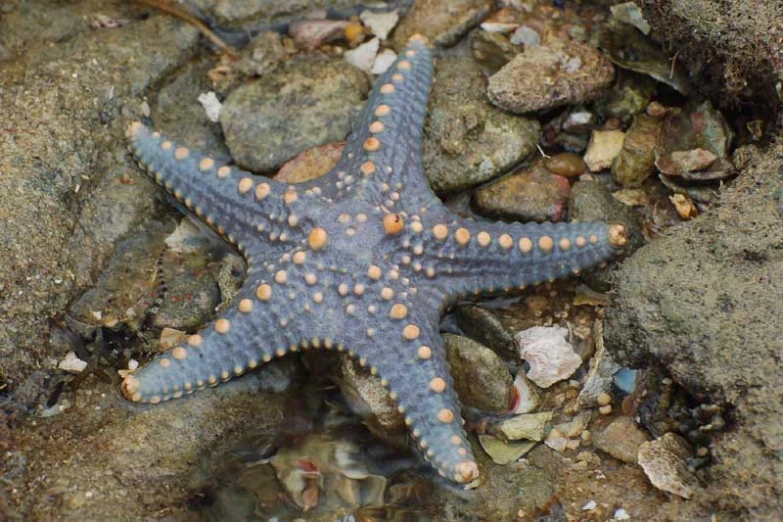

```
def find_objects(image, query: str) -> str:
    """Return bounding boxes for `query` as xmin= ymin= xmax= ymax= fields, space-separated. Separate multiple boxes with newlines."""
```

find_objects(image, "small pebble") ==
xmin=544 ymin=152 xmax=587 ymax=178
xmin=599 ymin=404 xmax=612 ymax=415
xmin=580 ymin=429 xmax=592 ymax=443
xmin=597 ymin=392 xmax=612 ymax=406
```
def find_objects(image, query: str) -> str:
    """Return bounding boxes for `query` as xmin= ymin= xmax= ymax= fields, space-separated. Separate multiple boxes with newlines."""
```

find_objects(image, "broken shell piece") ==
xmin=359 ymin=10 xmax=399 ymax=41
xmin=479 ymin=435 xmax=537 ymax=465
xmin=344 ymin=37 xmax=379 ymax=73
xmin=497 ymin=411 xmax=553 ymax=442
xmin=638 ymin=433 xmax=701 ymax=499
xmin=669 ymin=194 xmax=698 ymax=220
xmin=58 ymin=351 xmax=88 ymax=374
xmin=511 ymin=372 xmax=540 ymax=414
xmin=515 ymin=326 xmax=583 ymax=388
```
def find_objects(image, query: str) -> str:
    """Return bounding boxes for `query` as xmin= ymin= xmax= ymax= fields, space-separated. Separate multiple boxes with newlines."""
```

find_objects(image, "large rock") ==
xmin=423 ymin=56 xmax=539 ymax=195
xmin=605 ymin=147 xmax=783 ymax=518
xmin=220 ymin=58 xmax=369 ymax=173
xmin=0 ymin=4 xmax=198 ymax=390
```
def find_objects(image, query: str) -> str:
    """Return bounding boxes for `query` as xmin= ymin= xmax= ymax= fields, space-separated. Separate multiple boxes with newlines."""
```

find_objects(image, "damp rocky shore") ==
xmin=1 ymin=1 xmax=781 ymax=520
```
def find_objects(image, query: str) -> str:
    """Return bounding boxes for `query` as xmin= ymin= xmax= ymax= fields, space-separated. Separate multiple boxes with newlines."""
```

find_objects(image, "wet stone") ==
xmin=584 ymin=129 xmax=626 ymax=172
xmin=66 ymin=224 xmax=171 ymax=336
xmin=423 ymin=56 xmax=540 ymax=194
xmin=444 ymin=334 xmax=513 ymax=414
xmin=598 ymin=24 xmax=690 ymax=95
xmin=391 ymin=0 xmax=495 ymax=49
xmin=569 ymin=178 xmax=643 ymax=253
xmin=232 ymin=31 xmax=286 ymax=82
xmin=472 ymin=160 xmax=571 ymax=223
xmin=606 ymin=151 xmax=783 ymax=515
xmin=612 ymin=114 xmax=662 ymax=187
xmin=638 ymin=433 xmax=700 ymax=500
xmin=289 ymin=19 xmax=349 ymax=50
xmin=220 ymin=57 xmax=370 ymax=173
xmin=150 ymin=251 xmax=222 ymax=332
xmin=188 ymin=0 xmax=357 ymax=26
xmin=470 ymin=29 xmax=521 ymax=76
xmin=543 ymin=152 xmax=587 ymax=179
xmin=455 ymin=305 xmax=516 ymax=361
xmin=594 ymin=72 xmax=656 ymax=123
xmin=487 ymin=41 xmax=615 ymax=114
xmin=592 ymin=415 xmax=650 ymax=464
xmin=336 ymin=355 xmax=406 ymax=438
xmin=655 ymin=102 xmax=735 ymax=182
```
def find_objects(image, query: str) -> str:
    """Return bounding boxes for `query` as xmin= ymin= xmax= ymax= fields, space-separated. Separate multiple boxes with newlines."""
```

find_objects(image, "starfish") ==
xmin=122 ymin=35 xmax=626 ymax=484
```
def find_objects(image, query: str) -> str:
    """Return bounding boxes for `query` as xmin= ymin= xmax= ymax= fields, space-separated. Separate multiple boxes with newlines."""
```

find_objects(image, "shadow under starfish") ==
xmin=122 ymin=34 xmax=627 ymax=485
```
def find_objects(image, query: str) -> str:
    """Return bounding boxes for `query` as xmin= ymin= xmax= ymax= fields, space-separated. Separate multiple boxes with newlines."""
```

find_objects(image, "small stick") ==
xmin=131 ymin=0 xmax=238 ymax=59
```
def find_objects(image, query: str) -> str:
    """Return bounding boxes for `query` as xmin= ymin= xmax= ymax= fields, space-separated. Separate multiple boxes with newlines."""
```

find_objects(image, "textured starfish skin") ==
xmin=122 ymin=36 xmax=626 ymax=484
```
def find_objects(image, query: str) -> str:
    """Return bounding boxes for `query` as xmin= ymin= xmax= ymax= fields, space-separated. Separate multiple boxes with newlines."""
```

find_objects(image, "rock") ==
xmin=487 ymin=41 xmax=615 ymax=114
xmin=478 ymin=436 xmax=537 ymax=465
xmin=544 ymin=428 xmax=569 ymax=453
xmin=584 ymin=130 xmax=626 ymax=172
xmin=391 ymin=0 xmax=494 ymax=49
xmin=275 ymin=142 xmax=345 ymax=184
xmin=470 ymin=29 xmax=521 ymax=76
xmin=479 ymin=7 xmax=524 ymax=34
xmin=611 ymin=2 xmax=651 ymax=35
xmin=638 ymin=434 xmax=700 ymax=500
xmin=568 ymin=179 xmax=644 ymax=254
xmin=654 ymin=102 xmax=735 ymax=182
xmin=554 ymin=411 xmax=592 ymax=438
xmin=592 ymin=416 xmax=650 ymax=464
xmin=543 ymin=152 xmax=587 ymax=179
xmin=471 ymin=161 xmax=570 ymax=223
xmin=220 ymin=58 xmax=369 ymax=173
xmin=423 ymin=56 xmax=539 ymax=194
xmin=232 ymin=31 xmax=286 ymax=81
xmin=188 ymin=0 xmax=356 ymax=26
xmin=598 ymin=25 xmax=690 ymax=95
xmin=65 ymin=224 xmax=171 ymax=337
xmin=454 ymin=305 xmax=516 ymax=360
xmin=151 ymin=249 xmax=222 ymax=332
xmin=594 ymin=72 xmax=656 ymax=123
xmin=444 ymin=334 xmax=513 ymax=413
xmin=0 ymin=12 xmax=197 ymax=387
xmin=336 ymin=356 xmax=406 ymax=438
xmin=605 ymin=149 xmax=783 ymax=515
xmin=289 ymin=19 xmax=349 ymax=50
xmin=612 ymin=114 xmax=662 ymax=187
xmin=496 ymin=411 xmax=553 ymax=442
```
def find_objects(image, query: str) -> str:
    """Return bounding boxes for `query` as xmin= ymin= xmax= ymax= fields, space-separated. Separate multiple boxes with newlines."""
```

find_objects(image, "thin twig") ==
xmin=131 ymin=0 xmax=238 ymax=59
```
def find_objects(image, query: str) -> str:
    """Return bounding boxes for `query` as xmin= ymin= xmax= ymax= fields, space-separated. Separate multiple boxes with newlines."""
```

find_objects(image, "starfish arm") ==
xmin=317 ymin=36 xmax=438 ymax=210
xmin=127 ymin=122 xmax=293 ymax=247
xmin=335 ymin=285 xmax=479 ymax=484
xmin=413 ymin=218 xmax=627 ymax=298
xmin=121 ymin=277 xmax=292 ymax=403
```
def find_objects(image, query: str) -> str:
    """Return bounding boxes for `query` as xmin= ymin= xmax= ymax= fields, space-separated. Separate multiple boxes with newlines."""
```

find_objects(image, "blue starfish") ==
xmin=122 ymin=35 xmax=626 ymax=484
